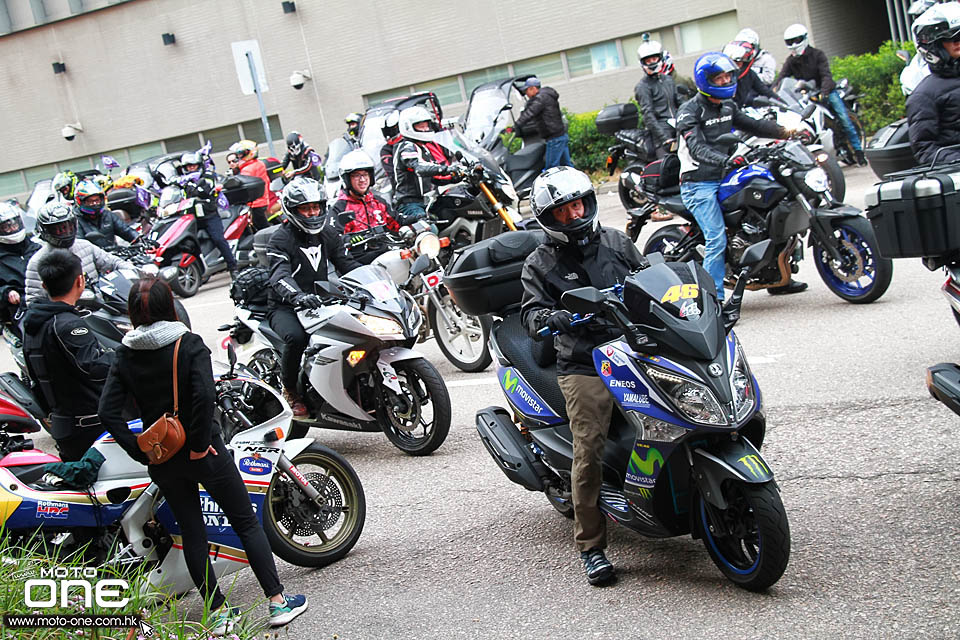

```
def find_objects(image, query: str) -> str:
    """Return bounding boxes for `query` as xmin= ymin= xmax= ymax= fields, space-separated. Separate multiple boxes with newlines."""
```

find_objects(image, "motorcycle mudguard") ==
xmin=377 ymin=347 xmax=424 ymax=395
xmin=692 ymin=437 xmax=774 ymax=510
xmin=807 ymin=204 xmax=865 ymax=254
xmin=281 ymin=436 xmax=315 ymax=461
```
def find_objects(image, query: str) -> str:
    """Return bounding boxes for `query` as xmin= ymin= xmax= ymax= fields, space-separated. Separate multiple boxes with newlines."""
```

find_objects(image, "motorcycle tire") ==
xmin=170 ymin=262 xmax=202 ymax=298
xmin=643 ymin=224 xmax=688 ymax=258
xmin=812 ymin=216 xmax=893 ymax=304
xmin=546 ymin=492 xmax=574 ymax=519
xmin=263 ymin=442 xmax=365 ymax=568
xmin=821 ymin=153 xmax=846 ymax=202
xmin=429 ymin=294 xmax=492 ymax=373
xmin=697 ymin=480 xmax=790 ymax=592
xmin=173 ymin=300 xmax=192 ymax=330
xmin=618 ymin=162 xmax=648 ymax=211
xmin=953 ymin=309 xmax=960 ymax=329
xmin=376 ymin=357 xmax=451 ymax=456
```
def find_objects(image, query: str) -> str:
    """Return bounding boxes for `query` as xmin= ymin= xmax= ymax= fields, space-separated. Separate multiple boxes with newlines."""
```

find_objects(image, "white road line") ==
xmin=749 ymin=353 xmax=786 ymax=365
xmin=446 ymin=377 xmax=499 ymax=388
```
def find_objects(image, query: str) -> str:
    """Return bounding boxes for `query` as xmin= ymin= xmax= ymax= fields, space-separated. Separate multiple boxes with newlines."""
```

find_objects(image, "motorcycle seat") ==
xmin=493 ymin=314 xmax=568 ymax=421
xmin=505 ymin=140 xmax=546 ymax=173
xmin=615 ymin=129 xmax=648 ymax=153
xmin=659 ymin=195 xmax=688 ymax=214
xmin=257 ymin=319 xmax=287 ymax=351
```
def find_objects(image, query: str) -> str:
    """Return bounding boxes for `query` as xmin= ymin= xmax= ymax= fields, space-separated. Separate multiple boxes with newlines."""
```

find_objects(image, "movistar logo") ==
xmin=628 ymin=446 xmax=664 ymax=478
xmin=501 ymin=369 xmax=544 ymax=413
xmin=503 ymin=369 xmax=518 ymax=393
xmin=738 ymin=454 xmax=769 ymax=479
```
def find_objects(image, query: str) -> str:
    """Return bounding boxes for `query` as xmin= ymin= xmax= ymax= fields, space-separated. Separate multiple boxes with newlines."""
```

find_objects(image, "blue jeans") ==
xmin=544 ymin=134 xmax=574 ymax=170
xmin=197 ymin=211 xmax=237 ymax=271
xmin=680 ymin=181 xmax=726 ymax=301
xmin=395 ymin=201 xmax=428 ymax=225
xmin=826 ymin=90 xmax=862 ymax=151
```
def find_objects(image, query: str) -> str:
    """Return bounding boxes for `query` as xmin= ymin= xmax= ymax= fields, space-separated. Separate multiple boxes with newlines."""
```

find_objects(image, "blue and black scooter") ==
xmin=475 ymin=241 xmax=790 ymax=591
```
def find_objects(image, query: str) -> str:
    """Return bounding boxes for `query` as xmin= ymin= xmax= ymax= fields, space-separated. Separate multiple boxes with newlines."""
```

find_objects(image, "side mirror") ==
xmin=409 ymin=253 xmax=430 ymax=277
xmin=227 ymin=341 xmax=237 ymax=375
xmin=801 ymin=104 xmax=816 ymax=120
xmin=560 ymin=286 xmax=605 ymax=315
xmin=896 ymin=50 xmax=911 ymax=65
xmin=739 ymin=239 xmax=773 ymax=272
xmin=500 ymin=103 xmax=514 ymax=112
xmin=337 ymin=211 xmax=353 ymax=228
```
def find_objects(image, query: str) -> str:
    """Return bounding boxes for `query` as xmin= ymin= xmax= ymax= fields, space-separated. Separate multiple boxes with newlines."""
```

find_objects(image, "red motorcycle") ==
xmin=146 ymin=175 xmax=264 ymax=297
xmin=0 ymin=389 xmax=59 ymax=484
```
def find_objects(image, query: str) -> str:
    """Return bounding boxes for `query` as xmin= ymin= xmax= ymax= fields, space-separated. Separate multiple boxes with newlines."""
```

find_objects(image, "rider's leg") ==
xmin=199 ymin=214 xmax=238 ymax=272
xmin=680 ymin=180 xmax=727 ymax=301
xmin=826 ymin=90 xmax=865 ymax=164
xmin=267 ymin=305 xmax=309 ymax=415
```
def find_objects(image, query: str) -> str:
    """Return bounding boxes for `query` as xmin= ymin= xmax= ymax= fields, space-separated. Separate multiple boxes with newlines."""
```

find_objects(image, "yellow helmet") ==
xmin=229 ymin=139 xmax=259 ymax=161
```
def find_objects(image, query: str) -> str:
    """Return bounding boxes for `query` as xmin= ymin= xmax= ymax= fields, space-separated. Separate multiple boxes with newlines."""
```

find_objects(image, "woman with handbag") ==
xmin=98 ymin=276 xmax=308 ymax=636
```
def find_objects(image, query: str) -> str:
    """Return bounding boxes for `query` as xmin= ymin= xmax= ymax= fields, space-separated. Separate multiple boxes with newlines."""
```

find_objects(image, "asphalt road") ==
xmin=11 ymin=164 xmax=960 ymax=638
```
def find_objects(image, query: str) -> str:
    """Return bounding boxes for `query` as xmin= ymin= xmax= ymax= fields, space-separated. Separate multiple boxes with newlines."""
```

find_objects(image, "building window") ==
xmin=0 ymin=171 xmax=25 ymax=197
xmin=513 ymin=53 xmax=564 ymax=82
xmin=622 ymin=30 xmax=679 ymax=66
xmin=57 ymin=157 xmax=92 ymax=173
xmin=203 ymin=124 xmax=243 ymax=153
xmin=366 ymin=87 xmax=411 ymax=107
xmin=128 ymin=142 xmax=164 ymax=163
xmin=240 ymin=115 xmax=282 ymax=144
xmin=164 ymin=133 xmax=201 ymax=154
xmin=24 ymin=164 xmax=57 ymax=188
xmin=567 ymin=41 xmax=621 ymax=78
xmin=414 ymin=76 xmax=464 ymax=106
xmin=677 ymin=11 xmax=739 ymax=54
xmin=463 ymin=65 xmax=510 ymax=96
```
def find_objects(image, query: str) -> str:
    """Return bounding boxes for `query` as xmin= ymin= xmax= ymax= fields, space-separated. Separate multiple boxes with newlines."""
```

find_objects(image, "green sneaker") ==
xmin=210 ymin=605 xmax=240 ymax=637
xmin=269 ymin=593 xmax=308 ymax=626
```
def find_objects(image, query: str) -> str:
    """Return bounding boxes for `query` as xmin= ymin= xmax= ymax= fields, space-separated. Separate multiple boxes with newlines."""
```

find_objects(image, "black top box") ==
xmin=595 ymin=103 xmax=639 ymax=136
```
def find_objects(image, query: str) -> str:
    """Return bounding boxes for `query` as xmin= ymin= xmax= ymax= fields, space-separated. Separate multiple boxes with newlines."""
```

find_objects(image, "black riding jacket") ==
xmin=76 ymin=209 xmax=138 ymax=246
xmin=22 ymin=300 xmax=114 ymax=417
xmin=776 ymin=47 xmax=836 ymax=95
xmin=265 ymin=220 xmax=361 ymax=307
xmin=732 ymin=69 xmax=781 ymax=108
xmin=514 ymin=87 xmax=566 ymax=140
xmin=392 ymin=139 xmax=457 ymax=204
xmin=0 ymin=238 xmax=39 ymax=304
xmin=907 ymin=72 xmax=960 ymax=165
xmin=281 ymin=147 xmax=322 ymax=181
xmin=634 ymin=74 xmax=681 ymax=146
xmin=676 ymin=94 xmax=787 ymax=182
xmin=521 ymin=228 xmax=647 ymax=376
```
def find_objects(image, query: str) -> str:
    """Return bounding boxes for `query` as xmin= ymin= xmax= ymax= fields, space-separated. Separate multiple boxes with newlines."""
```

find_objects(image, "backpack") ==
xmin=229 ymin=266 xmax=270 ymax=307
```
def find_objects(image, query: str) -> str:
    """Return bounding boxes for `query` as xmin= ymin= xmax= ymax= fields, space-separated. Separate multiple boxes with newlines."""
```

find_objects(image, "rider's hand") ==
xmin=727 ymin=155 xmax=748 ymax=169
xmin=542 ymin=310 xmax=575 ymax=334
xmin=295 ymin=293 xmax=324 ymax=309
xmin=7 ymin=290 xmax=19 ymax=305
xmin=189 ymin=445 xmax=218 ymax=460
xmin=791 ymin=129 xmax=814 ymax=144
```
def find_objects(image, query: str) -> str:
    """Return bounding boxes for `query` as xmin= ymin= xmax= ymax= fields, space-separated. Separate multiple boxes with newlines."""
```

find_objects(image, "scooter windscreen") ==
xmin=463 ymin=88 xmax=510 ymax=147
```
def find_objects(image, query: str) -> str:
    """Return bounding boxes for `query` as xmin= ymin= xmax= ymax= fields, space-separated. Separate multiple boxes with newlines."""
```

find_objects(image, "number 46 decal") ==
xmin=660 ymin=284 xmax=699 ymax=304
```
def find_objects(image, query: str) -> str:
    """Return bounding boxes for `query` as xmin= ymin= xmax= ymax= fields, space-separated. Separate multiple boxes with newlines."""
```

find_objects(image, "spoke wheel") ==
xmin=429 ymin=294 xmax=491 ymax=372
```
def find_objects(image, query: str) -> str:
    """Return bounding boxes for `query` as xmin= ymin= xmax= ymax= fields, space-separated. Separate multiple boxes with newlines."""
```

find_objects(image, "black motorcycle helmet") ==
xmin=286 ymin=131 xmax=304 ymax=156
xmin=37 ymin=201 xmax=78 ymax=248
xmin=530 ymin=167 xmax=599 ymax=247
xmin=281 ymin=177 xmax=327 ymax=235
xmin=381 ymin=110 xmax=400 ymax=140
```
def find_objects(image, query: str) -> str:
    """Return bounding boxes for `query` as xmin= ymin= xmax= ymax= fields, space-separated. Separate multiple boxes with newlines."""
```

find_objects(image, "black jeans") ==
xmin=267 ymin=306 xmax=307 ymax=393
xmin=197 ymin=214 xmax=238 ymax=271
xmin=54 ymin=427 xmax=102 ymax=462
xmin=249 ymin=206 xmax=269 ymax=232
xmin=149 ymin=435 xmax=283 ymax=610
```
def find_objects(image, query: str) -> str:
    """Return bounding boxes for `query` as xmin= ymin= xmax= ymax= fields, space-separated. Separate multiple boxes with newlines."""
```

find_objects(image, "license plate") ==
xmin=195 ymin=203 xmax=205 ymax=218
xmin=423 ymin=270 xmax=443 ymax=290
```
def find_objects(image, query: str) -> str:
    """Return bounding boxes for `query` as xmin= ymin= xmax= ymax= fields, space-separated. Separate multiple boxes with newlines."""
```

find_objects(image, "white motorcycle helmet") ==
xmin=784 ymin=24 xmax=809 ymax=56
xmin=913 ymin=1 xmax=960 ymax=75
xmin=338 ymin=149 xmax=376 ymax=194
xmin=0 ymin=202 xmax=26 ymax=244
xmin=637 ymin=39 xmax=665 ymax=75
xmin=398 ymin=105 xmax=439 ymax=143
xmin=735 ymin=27 xmax=761 ymax=48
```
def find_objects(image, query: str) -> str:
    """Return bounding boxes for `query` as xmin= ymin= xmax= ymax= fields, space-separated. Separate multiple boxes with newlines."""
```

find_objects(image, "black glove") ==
xmin=541 ymin=310 xmax=574 ymax=334
xmin=727 ymin=155 xmax=748 ymax=169
xmin=294 ymin=293 xmax=324 ymax=309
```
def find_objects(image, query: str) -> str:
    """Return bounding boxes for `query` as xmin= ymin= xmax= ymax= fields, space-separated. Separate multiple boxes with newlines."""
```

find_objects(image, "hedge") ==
xmin=830 ymin=40 xmax=915 ymax=137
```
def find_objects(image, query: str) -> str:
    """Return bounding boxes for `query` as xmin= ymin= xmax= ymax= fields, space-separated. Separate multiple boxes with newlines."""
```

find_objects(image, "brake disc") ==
xmin=828 ymin=238 xmax=864 ymax=283
xmin=279 ymin=473 xmax=342 ymax=536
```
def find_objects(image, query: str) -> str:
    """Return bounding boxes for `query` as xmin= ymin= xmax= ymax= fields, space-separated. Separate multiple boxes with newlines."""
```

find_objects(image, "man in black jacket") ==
xmin=392 ymin=105 xmax=463 ymax=223
xmin=23 ymin=250 xmax=114 ymax=460
xmin=723 ymin=41 xmax=782 ymax=108
xmin=514 ymin=77 xmax=573 ymax=169
xmin=521 ymin=167 xmax=646 ymax=586
xmin=0 ymin=202 xmax=37 ymax=335
xmin=73 ymin=178 xmax=139 ymax=248
xmin=266 ymin=177 xmax=360 ymax=416
xmin=634 ymin=39 xmax=681 ymax=158
xmin=907 ymin=2 xmax=960 ymax=165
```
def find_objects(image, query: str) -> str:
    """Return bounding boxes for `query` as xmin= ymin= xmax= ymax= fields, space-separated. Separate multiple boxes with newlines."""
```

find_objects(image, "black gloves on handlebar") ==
xmin=295 ymin=293 xmax=324 ymax=309
xmin=540 ymin=310 xmax=574 ymax=335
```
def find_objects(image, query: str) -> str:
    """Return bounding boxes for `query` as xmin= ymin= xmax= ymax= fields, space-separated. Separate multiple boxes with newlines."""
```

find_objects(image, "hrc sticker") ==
xmin=37 ymin=500 xmax=69 ymax=519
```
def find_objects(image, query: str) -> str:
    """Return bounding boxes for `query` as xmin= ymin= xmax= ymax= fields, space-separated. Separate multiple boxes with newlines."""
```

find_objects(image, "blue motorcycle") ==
xmin=475 ymin=241 xmax=790 ymax=591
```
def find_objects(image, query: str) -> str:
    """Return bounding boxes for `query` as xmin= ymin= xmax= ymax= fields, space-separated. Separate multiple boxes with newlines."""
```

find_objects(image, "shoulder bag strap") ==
xmin=171 ymin=336 xmax=182 ymax=417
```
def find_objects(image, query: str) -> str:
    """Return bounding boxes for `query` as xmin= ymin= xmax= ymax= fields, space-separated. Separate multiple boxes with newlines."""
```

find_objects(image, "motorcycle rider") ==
xmin=907 ymin=2 xmax=960 ymax=164
xmin=514 ymin=77 xmax=573 ymax=169
xmin=281 ymin=131 xmax=322 ymax=182
xmin=25 ymin=201 xmax=135 ymax=304
xmin=777 ymin=23 xmax=867 ymax=166
xmin=22 ymin=249 xmax=114 ymax=461
xmin=179 ymin=151 xmax=241 ymax=278
xmin=392 ymin=105 xmax=464 ymax=223
xmin=634 ymin=38 xmax=681 ymax=159
xmin=228 ymin=142 xmax=270 ymax=232
xmin=520 ymin=166 xmax=646 ymax=586
xmin=676 ymin=52 xmax=804 ymax=300
xmin=344 ymin=112 xmax=363 ymax=145
xmin=0 ymin=202 xmax=37 ymax=335
xmin=734 ymin=28 xmax=777 ymax=86
xmin=266 ymin=178 xmax=360 ymax=416
xmin=73 ymin=178 xmax=139 ymax=247
xmin=329 ymin=150 xmax=402 ymax=264
xmin=723 ymin=41 xmax=783 ymax=108
xmin=380 ymin=111 xmax=402 ymax=189
xmin=51 ymin=171 xmax=77 ymax=203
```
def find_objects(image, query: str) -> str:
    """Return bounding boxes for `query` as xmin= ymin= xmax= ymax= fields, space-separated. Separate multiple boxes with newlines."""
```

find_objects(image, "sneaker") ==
xmin=580 ymin=548 xmax=615 ymax=586
xmin=283 ymin=388 xmax=309 ymax=417
xmin=269 ymin=593 xmax=308 ymax=627
xmin=768 ymin=279 xmax=808 ymax=295
xmin=210 ymin=606 xmax=240 ymax=636
xmin=855 ymin=150 xmax=867 ymax=166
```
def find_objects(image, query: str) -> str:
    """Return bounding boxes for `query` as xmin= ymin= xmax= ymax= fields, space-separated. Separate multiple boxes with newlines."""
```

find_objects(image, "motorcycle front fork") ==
xmin=424 ymin=287 xmax=461 ymax=336
xmin=276 ymin=454 xmax=324 ymax=504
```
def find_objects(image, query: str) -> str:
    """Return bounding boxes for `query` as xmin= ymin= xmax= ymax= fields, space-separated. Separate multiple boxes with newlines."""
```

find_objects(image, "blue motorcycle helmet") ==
xmin=693 ymin=52 xmax=738 ymax=100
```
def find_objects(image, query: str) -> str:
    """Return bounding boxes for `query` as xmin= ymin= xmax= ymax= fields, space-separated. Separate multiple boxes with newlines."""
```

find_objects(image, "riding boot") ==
xmin=768 ymin=279 xmax=808 ymax=295
xmin=855 ymin=150 xmax=867 ymax=167
xmin=283 ymin=388 xmax=308 ymax=417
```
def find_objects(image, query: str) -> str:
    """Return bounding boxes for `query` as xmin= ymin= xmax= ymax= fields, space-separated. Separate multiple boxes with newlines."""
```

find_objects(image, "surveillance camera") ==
xmin=61 ymin=123 xmax=82 ymax=141
xmin=289 ymin=70 xmax=310 ymax=90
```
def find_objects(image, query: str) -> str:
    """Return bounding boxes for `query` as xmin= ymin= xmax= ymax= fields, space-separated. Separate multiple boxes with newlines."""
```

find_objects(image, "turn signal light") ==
xmin=439 ymin=237 xmax=451 ymax=247
xmin=347 ymin=350 xmax=367 ymax=367
xmin=400 ymin=249 xmax=413 ymax=260
xmin=264 ymin=427 xmax=284 ymax=442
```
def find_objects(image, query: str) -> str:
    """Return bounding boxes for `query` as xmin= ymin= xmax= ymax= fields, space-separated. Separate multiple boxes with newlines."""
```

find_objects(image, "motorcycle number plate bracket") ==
xmin=423 ymin=270 xmax=443 ymax=290
xmin=377 ymin=359 xmax=403 ymax=394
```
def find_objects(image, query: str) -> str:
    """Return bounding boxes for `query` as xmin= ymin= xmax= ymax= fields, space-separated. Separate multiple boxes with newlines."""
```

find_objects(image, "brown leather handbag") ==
xmin=136 ymin=337 xmax=186 ymax=464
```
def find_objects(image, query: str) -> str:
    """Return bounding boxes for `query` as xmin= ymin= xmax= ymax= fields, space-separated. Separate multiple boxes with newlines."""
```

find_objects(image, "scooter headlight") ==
xmin=643 ymin=364 xmax=728 ymax=426
xmin=416 ymin=232 xmax=441 ymax=259
xmin=356 ymin=313 xmax=404 ymax=338
xmin=731 ymin=336 xmax=757 ymax=422
xmin=625 ymin=411 xmax=689 ymax=442
xmin=803 ymin=166 xmax=829 ymax=193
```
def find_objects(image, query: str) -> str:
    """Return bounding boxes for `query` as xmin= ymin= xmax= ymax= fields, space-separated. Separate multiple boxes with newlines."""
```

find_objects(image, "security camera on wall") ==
xmin=61 ymin=122 xmax=83 ymax=141
xmin=289 ymin=70 xmax=311 ymax=90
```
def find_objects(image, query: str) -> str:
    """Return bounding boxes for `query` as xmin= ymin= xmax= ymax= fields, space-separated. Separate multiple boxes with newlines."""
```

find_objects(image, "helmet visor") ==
xmin=0 ymin=217 xmax=23 ymax=236
xmin=785 ymin=35 xmax=806 ymax=47
xmin=48 ymin=219 xmax=76 ymax=238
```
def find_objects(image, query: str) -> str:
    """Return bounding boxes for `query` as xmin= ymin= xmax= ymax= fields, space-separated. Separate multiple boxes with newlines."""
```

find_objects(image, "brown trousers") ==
xmin=558 ymin=374 xmax=614 ymax=552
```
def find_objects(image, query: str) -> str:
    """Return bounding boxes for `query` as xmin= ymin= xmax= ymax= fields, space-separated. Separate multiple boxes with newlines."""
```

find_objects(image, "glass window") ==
xmin=24 ymin=164 xmax=58 ymax=188
xmin=127 ymin=142 xmax=164 ymax=163
xmin=164 ymin=132 xmax=201 ymax=153
xmin=513 ymin=53 xmax=564 ymax=82
xmin=463 ymin=65 xmax=510 ymax=96
xmin=0 ymin=171 xmax=25 ymax=197
xmin=623 ymin=30 xmax=679 ymax=66
xmin=240 ymin=115 xmax=282 ymax=144
xmin=203 ymin=124 xmax=242 ymax=153
xmin=678 ymin=11 xmax=739 ymax=54
xmin=567 ymin=41 xmax=621 ymax=78
xmin=366 ymin=87 xmax=410 ymax=107
xmin=414 ymin=76 xmax=464 ymax=106
xmin=57 ymin=157 xmax=92 ymax=173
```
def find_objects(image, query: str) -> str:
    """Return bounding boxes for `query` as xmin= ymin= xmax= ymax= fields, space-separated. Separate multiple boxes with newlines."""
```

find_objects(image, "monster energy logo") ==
xmin=634 ymin=487 xmax=652 ymax=500
xmin=738 ymin=454 xmax=769 ymax=479
xmin=628 ymin=446 xmax=664 ymax=477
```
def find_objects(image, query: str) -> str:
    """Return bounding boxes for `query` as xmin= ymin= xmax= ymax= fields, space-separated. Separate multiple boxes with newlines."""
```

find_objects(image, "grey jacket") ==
xmin=25 ymin=239 xmax=133 ymax=304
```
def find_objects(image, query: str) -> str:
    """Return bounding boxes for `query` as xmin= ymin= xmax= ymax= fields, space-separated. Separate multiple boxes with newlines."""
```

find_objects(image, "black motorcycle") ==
xmin=636 ymin=138 xmax=893 ymax=304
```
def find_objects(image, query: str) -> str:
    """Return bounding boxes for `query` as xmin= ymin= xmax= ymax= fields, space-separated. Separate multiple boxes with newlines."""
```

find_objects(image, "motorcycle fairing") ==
xmin=692 ymin=436 xmax=773 ymax=510
xmin=717 ymin=165 xmax=777 ymax=204
xmin=497 ymin=365 xmax=563 ymax=425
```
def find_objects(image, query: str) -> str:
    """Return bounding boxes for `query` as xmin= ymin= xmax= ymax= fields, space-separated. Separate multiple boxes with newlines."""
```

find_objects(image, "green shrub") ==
xmin=830 ymin=40 xmax=915 ymax=136
xmin=565 ymin=108 xmax=613 ymax=173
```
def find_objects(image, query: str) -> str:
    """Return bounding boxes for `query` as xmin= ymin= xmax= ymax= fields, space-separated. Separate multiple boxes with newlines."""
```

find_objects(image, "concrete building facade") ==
xmin=0 ymin=0 xmax=894 ymax=201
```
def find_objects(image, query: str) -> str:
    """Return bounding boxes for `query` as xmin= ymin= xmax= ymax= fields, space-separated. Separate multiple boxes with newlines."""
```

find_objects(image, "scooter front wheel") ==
xmin=170 ymin=262 xmax=202 ymax=298
xmin=263 ymin=443 xmax=366 ymax=568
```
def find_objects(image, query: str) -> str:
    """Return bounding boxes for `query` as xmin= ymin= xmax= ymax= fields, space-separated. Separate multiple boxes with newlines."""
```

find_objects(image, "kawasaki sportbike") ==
xmin=221 ymin=264 xmax=452 ymax=455
xmin=639 ymin=137 xmax=893 ymax=303
xmin=0 ymin=348 xmax=365 ymax=584
xmin=477 ymin=242 xmax=789 ymax=591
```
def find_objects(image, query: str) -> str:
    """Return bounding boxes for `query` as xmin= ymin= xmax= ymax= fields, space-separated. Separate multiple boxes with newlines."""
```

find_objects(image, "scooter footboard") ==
xmin=476 ymin=406 xmax=545 ymax=492
xmin=692 ymin=437 xmax=774 ymax=510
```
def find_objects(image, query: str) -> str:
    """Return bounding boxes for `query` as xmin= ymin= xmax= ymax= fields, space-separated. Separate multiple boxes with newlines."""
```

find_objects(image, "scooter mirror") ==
xmin=500 ymin=103 xmax=513 ymax=112
xmin=801 ymin=104 xmax=816 ymax=120
xmin=739 ymin=239 xmax=774 ymax=271
xmin=896 ymin=50 xmax=911 ymax=64
xmin=409 ymin=254 xmax=430 ymax=277
xmin=337 ymin=211 xmax=353 ymax=228
xmin=560 ymin=286 xmax=605 ymax=315
xmin=227 ymin=341 xmax=237 ymax=372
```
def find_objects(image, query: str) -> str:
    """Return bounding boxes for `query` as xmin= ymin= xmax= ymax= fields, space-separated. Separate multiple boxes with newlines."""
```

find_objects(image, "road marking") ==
xmin=446 ymin=377 xmax=499 ymax=388
xmin=748 ymin=353 xmax=785 ymax=365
